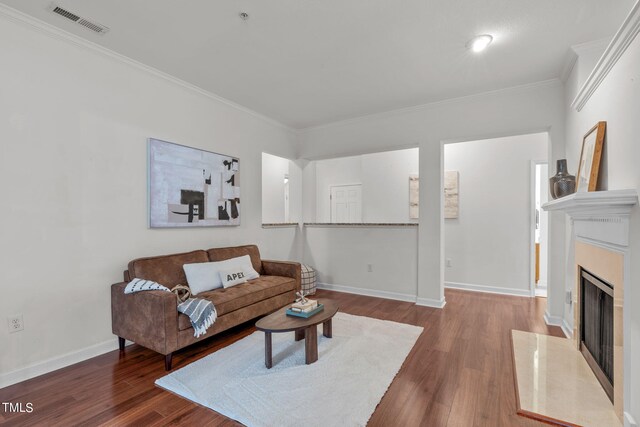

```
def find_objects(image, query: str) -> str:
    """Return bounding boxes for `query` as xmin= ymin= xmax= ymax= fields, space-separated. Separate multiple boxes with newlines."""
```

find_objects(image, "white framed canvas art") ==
xmin=409 ymin=175 xmax=419 ymax=219
xmin=444 ymin=170 xmax=459 ymax=219
xmin=148 ymin=138 xmax=240 ymax=228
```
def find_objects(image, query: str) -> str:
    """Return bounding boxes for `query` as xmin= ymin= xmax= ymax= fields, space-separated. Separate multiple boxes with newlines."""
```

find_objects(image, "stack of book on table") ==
xmin=286 ymin=299 xmax=324 ymax=318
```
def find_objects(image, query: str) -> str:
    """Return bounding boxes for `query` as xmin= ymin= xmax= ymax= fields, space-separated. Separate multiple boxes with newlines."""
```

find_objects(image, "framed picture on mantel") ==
xmin=576 ymin=121 xmax=606 ymax=192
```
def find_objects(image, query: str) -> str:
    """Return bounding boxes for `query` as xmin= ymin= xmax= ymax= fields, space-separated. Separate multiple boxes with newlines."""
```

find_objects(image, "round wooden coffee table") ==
xmin=255 ymin=299 xmax=339 ymax=368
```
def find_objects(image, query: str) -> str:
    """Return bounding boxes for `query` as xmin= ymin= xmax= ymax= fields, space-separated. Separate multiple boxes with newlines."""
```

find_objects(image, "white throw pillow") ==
xmin=219 ymin=267 xmax=249 ymax=288
xmin=183 ymin=255 xmax=259 ymax=295
xmin=183 ymin=262 xmax=223 ymax=295
xmin=229 ymin=255 xmax=260 ymax=280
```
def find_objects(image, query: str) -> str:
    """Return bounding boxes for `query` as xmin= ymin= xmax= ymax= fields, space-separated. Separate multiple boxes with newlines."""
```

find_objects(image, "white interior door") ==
xmin=330 ymin=184 xmax=362 ymax=223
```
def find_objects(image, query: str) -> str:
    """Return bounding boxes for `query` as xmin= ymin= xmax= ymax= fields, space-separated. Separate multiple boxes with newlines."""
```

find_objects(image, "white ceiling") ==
xmin=1 ymin=0 xmax=634 ymax=129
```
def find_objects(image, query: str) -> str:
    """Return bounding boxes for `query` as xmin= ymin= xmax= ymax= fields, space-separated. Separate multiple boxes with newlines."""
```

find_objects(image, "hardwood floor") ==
xmin=0 ymin=289 xmax=564 ymax=426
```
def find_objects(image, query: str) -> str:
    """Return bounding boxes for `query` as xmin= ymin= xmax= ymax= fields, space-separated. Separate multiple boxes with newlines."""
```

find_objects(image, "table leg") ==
xmin=265 ymin=332 xmax=273 ymax=369
xmin=323 ymin=319 xmax=332 ymax=338
xmin=305 ymin=326 xmax=318 ymax=364
xmin=295 ymin=329 xmax=305 ymax=341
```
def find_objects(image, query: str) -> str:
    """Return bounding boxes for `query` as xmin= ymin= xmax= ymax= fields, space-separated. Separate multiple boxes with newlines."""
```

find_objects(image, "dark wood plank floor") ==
xmin=0 ymin=289 xmax=564 ymax=426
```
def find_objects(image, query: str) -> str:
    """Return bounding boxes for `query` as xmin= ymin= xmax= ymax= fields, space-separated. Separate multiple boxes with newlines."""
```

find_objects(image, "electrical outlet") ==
xmin=446 ymin=258 xmax=452 ymax=268
xmin=7 ymin=315 xmax=24 ymax=333
xmin=367 ymin=264 xmax=373 ymax=273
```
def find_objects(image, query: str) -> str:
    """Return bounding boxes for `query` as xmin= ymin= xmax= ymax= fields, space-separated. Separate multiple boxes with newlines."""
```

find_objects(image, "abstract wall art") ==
xmin=409 ymin=174 xmax=419 ymax=219
xmin=148 ymin=138 xmax=240 ymax=228
xmin=444 ymin=170 xmax=459 ymax=219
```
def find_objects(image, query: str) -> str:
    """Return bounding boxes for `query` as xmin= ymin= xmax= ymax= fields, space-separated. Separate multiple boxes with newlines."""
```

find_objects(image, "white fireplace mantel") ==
xmin=542 ymin=189 xmax=639 ymax=249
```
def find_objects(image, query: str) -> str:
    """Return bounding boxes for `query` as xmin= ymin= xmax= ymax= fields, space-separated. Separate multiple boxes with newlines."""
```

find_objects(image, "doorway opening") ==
xmin=533 ymin=162 xmax=549 ymax=297
xmin=442 ymin=132 xmax=548 ymax=298
xmin=261 ymin=152 xmax=300 ymax=224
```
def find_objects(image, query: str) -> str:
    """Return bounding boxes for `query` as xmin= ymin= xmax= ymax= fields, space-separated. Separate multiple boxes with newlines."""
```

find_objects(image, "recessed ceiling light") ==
xmin=467 ymin=34 xmax=493 ymax=53
xmin=239 ymin=12 xmax=249 ymax=21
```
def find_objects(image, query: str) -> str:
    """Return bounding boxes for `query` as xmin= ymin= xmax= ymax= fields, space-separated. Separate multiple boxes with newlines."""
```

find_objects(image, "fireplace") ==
xmin=542 ymin=189 xmax=639 ymax=422
xmin=579 ymin=269 xmax=614 ymax=401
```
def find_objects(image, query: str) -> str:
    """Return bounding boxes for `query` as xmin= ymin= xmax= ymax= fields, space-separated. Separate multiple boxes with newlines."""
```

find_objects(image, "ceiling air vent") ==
xmin=52 ymin=6 xmax=80 ymax=22
xmin=76 ymin=18 xmax=108 ymax=34
xmin=50 ymin=5 xmax=110 ymax=35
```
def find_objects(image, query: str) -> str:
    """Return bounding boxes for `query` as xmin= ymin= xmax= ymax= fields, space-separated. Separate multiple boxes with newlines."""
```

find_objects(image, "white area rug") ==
xmin=156 ymin=312 xmax=423 ymax=427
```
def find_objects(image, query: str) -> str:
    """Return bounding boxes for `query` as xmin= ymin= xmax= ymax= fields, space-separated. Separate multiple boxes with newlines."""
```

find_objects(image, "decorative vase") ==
xmin=549 ymin=159 xmax=576 ymax=199
xmin=554 ymin=176 xmax=576 ymax=198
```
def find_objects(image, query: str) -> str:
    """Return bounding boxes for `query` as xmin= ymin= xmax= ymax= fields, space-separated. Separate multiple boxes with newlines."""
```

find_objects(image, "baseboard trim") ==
xmin=543 ymin=312 xmax=561 ymax=325
xmin=561 ymin=319 xmax=574 ymax=339
xmin=534 ymin=287 xmax=548 ymax=297
xmin=625 ymin=411 xmax=638 ymax=427
xmin=0 ymin=338 xmax=132 ymax=389
xmin=445 ymin=281 xmax=531 ymax=297
xmin=415 ymin=297 xmax=446 ymax=308
xmin=316 ymin=283 xmax=417 ymax=303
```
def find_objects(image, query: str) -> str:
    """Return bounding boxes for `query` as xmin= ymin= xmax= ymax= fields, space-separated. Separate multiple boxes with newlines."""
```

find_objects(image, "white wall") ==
xmin=0 ymin=15 xmax=300 ymax=385
xmin=308 ymin=148 xmax=419 ymax=223
xmin=443 ymin=133 xmax=547 ymax=295
xmin=564 ymin=29 xmax=640 ymax=423
xmin=262 ymin=153 xmax=288 ymax=222
xmin=302 ymin=160 xmax=317 ymax=223
xmin=299 ymin=80 xmax=566 ymax=309
xmin=538 ymin=163 xmax=549 ymax=287
xmin=314 ymin=156 xmax=362 ymax=222
xmin=361 ymin=149 xmax=419 ymax=223
xmin=288 ymin=158 xmax=303 ymax=224
xmin=303 ymin=227 xmax=418 ymax=299
xmin=261 ymin=152 xmax=303 ymax=223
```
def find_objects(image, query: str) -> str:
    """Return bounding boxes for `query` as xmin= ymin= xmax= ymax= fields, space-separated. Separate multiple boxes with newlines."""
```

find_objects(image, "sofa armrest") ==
xmin=111 ymin=282 xmax=179 ymax=355
xmin=261 ymin=260 xmax=301 ymax=291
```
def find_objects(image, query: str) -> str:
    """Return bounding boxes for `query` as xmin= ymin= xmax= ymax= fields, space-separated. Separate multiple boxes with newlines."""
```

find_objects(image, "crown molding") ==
xmin=562 ymin=37 xmax=612 ymax=83
xmin=560 ymin=49 xmax=579 ymax=83
xmin=299 ymin=79 xmax=562 ymax=133
xmin=571 ymin=1 xmax=640 ymax=111
xmin=0 ymin=3 xmax=295 ymax=133
xmin=570 ymin=37 xmax=612 ymax=55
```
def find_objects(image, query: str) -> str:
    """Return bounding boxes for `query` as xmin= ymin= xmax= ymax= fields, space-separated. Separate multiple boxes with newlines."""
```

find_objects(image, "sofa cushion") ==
xmin=128 ymin=250 xmax=209 ymax=288
xmin=184 ymin=255 xmax=260 ymax=295
xmin=219 ymin=266 xmax=248 ymax=288
xmin=219 ymin=255 xmax=260 ymax=281
xmin=178 ymin=275 xmax=295 ymax=331
xmin=183 ymin=262 xmax=224 ymax=295
xmin=207 ymin=245 xmax=263 ymax=275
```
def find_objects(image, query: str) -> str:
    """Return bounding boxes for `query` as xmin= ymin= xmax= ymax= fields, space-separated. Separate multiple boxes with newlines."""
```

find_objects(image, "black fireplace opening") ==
xmin=580 ymin=268 xmax=614 ymax=402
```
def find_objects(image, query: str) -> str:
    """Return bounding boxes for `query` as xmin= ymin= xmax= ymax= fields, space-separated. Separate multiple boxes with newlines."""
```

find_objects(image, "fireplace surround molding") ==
xmin=543 ymin=189 xmax=637 ymax=248
xmin=543 ymin=189 xmax=638 ymax=423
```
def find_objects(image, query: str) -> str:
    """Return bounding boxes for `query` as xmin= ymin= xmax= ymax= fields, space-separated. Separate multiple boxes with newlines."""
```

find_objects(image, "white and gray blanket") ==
xmin=176 ymin=298 xmax=217 ymax=338
xmin=125 ymin=278 xmax=217 ymax=338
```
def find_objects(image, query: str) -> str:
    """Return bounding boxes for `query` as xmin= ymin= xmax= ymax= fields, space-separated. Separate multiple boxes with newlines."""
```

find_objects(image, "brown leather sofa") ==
xmin=111 ymin=245 xmax=300 ymax=370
